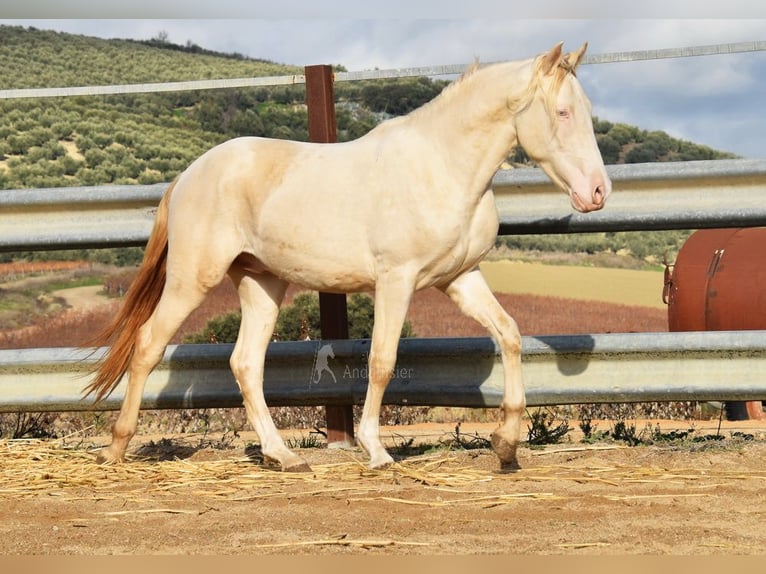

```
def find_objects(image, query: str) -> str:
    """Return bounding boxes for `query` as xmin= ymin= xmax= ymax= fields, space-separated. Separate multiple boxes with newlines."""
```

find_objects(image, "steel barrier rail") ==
xmin=1 ymin=331 xmax=765 ymax=413
xmin=0 ymin=184 xmax=165 ymax=251
xmin=2 ymin=158 xmax=765 ymax=252
xmin=493 ymin=158 xmax=766 ymax=234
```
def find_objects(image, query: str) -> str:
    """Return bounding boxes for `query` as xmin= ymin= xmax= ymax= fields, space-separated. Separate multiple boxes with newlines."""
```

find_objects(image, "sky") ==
xmin=0 ymin=4 xmax=764 ymax=158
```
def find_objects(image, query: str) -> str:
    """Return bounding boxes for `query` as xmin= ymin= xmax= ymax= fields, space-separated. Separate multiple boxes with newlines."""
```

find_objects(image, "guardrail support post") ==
xmin=305 ymin=64 xmax=355 ymax=448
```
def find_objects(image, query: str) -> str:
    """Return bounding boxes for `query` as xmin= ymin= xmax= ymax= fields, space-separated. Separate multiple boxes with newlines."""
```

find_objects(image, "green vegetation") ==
xmin=497 ymin=229 xmax=694 ymax=265
xmin=0 ymin=25 xmax=438 ymax=193
xmin=593 ymin=118 xmax=736 ymax=164
xmin=526 ymin=408 xmax=572 ymax=446
xmin=0 ymin=25 xmax=737 ymax=269
xmin=184 ymin=292 xmax=415 ymax=344
xmin=0 ymin=247 xmax=144 ymax=267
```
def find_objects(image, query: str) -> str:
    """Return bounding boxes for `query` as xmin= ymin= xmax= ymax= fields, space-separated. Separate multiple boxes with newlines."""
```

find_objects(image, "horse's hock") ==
xmin=665 ymin=228 xmax=766 ymax=420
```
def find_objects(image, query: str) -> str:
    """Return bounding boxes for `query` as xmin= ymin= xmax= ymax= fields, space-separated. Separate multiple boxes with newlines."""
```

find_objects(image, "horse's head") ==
xmin=514 ymin=42 xmax=611 ymax=213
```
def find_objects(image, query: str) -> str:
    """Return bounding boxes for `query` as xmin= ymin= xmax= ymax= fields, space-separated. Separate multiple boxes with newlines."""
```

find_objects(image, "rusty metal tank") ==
xmin=664 ymin=228 xmax=765 ymax=420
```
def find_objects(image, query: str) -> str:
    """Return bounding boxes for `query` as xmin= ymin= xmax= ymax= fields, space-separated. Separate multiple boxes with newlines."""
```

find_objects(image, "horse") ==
xmin=84 ymin=41 xmax=611 ymax=472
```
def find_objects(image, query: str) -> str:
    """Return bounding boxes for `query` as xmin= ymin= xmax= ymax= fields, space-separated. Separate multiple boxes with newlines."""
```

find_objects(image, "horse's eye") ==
xmin=557 ymin=109 xmax=570 ymax=119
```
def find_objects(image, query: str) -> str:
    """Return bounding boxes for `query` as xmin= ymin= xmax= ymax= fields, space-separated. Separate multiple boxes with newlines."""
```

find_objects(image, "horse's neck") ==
xmin=410 ymin=59 xmax=534 ymax=195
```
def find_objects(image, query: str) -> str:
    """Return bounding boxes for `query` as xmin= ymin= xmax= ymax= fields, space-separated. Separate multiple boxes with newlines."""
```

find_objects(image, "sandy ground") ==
xmin=2 ymin=420 xmax=766 ymax=556
xmin=51 ymin=285 xmax=109 ymax=311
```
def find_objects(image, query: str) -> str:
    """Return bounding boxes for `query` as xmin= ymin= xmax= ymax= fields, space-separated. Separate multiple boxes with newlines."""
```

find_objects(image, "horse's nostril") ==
xmin=593 ymin=186 xmax=604 ymax=205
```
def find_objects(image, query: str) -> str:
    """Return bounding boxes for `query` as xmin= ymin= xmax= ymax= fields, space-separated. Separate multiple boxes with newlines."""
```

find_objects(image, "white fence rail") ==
xmin=1 ymin=41 xmax=764 ymax=100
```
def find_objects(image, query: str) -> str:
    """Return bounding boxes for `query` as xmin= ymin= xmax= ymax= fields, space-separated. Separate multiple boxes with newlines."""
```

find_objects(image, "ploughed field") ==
xmin=0 ymin=260 xmax=668 ymax=349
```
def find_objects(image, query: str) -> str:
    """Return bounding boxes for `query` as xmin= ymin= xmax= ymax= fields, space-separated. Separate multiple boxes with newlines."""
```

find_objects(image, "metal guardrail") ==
xmin=2 ymin=332 xmax=765 ymax=413
xmin=495 ymin=158 xmax=766 ymax=234
xmin=2 ymin=158 xmax=765 ymax=252
xmin=0 ymin=184 xmax=164 ymax=251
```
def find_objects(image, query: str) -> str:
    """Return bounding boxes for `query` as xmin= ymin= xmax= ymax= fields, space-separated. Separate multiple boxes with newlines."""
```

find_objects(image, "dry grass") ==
xmin=480 ymin=259 xmax=667 ymax=310
xmin=3 ymin=435 xmax=764 ymax=504
xmin=0 ymin=436 xmax=493 ymax=502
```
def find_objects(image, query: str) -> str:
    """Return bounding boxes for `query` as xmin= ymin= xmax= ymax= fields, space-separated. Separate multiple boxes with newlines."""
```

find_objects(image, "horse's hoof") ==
xmin=369 ymin=460 xmax=393 ymax=471
xmin=368 ymin=453 xmax=395 ymax=470
xmin=95 ymin=447 xmax=124 ymax=465
xmin=498 ymin=459 xmax=522 ymax=473
xmin=491 ymin=431 xmax=519 ymax=469
xmin=283 ymin=460 xmax=313 ymax=473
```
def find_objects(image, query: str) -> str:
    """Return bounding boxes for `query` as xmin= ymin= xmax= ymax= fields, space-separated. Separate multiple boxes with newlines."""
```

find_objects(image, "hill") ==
xmin=0 ymin=25 xmax=737 ymax=266
xmin=0 ymin=25 xmax=442 ymax=192
xmin=0 ymin=25 xmax=735 ymax=188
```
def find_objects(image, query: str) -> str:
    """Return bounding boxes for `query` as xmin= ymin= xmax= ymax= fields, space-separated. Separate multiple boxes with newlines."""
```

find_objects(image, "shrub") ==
xmin=184 ymin=292 xmax=415 ymax=344
xmin=596 ymin=134 xmax=621 ymax=164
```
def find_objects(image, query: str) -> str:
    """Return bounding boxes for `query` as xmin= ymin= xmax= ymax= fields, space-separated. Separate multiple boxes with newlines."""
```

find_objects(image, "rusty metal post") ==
xmin=304 ymin=64 xmax=356 ymax=447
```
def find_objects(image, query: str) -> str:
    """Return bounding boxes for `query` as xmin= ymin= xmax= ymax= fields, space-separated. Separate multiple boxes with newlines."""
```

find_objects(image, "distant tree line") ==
xmin=594 ymin=118 xmax=735 ymax=164
xmin=497 ymin=230 xmax=694 ymax=264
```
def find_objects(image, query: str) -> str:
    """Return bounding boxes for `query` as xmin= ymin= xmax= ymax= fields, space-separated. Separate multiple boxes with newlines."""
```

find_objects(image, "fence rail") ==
xmin=1 ymin=41 xmax=764 ymax=100
xmin=2 ymin=332 xmax=765 ymax=413
xmin=1 ymin=42 xmax=765 ymax=413
xmin=2 ymin=158 xmax=766 ymax=412
xmin=2 ymin=158 xmax=766 ymax=252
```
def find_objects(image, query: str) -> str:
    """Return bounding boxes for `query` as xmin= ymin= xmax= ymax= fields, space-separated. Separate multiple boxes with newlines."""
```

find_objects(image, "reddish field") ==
xmin=0 ymin=260 xmax=91 ymax=281
xmin=0 ymin=272 xmax=667 ymax=350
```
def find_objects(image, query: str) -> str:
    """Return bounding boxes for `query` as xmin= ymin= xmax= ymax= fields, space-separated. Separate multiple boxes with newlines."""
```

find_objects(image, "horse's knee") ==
xmin=229 ymin=343 xmax=263 ymax=383
xmin=368 ymin=348 xmax=397 ymax=385
xmin=497 ymin=315 xmax=521 ymax=353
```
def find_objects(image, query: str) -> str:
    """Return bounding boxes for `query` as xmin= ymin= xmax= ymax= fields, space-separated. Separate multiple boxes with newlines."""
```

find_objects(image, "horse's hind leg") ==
xmin=442 ymin=268 xmax=525 ymax=471
xmin=228 ymin=269 xmax=310 ymax=472
xmin=98 ymin=278 xmax=212 ymax=463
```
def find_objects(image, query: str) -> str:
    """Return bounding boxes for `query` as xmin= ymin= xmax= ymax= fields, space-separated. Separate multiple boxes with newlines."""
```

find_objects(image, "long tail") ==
xmin=83 ymin=179 xmax=178 ymax=402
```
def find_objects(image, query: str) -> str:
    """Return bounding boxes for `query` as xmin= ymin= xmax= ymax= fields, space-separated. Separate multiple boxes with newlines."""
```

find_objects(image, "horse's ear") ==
xmin=568 ymin=42 xmax=588 ymax=70
xmin=541 ymin=41 xmax=564 ymax=75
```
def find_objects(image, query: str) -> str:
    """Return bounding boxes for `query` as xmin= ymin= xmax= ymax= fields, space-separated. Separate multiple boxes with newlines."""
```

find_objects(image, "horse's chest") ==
xmin=417 ymin=192 xmax=499 ymax=286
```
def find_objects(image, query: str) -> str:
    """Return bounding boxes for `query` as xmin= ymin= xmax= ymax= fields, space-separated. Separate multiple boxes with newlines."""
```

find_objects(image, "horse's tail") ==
xmin=83 ymin=178 xmax=178 ymax=402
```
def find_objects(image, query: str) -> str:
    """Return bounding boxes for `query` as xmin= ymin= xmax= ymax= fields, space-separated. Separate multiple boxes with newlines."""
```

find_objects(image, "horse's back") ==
xmin=165 ymin=131 xmax=500 ymax=292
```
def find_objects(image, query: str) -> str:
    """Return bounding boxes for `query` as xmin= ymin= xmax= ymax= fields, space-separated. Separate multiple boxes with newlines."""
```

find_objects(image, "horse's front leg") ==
xmin=357 ymin=276 xmax=414 ymax=469
xmin=442 ymin=268 xmax=525 ymax=470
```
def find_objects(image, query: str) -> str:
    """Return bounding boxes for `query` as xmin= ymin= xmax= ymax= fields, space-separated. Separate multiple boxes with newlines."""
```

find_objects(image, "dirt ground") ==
xmin=2 ymin=419 xmax=766 ymax=556
xmin=51 ymin=285 xmax=109 ymax=311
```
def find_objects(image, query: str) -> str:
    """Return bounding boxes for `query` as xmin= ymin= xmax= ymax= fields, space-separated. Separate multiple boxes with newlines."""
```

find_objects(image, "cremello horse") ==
xmin=86 ymin=42 xmax=611 ymax=471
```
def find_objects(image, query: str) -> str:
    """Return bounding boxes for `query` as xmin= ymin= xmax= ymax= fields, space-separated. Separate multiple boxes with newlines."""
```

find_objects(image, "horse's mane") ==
xmin=405 ymin=52 xmax=575 ymax=126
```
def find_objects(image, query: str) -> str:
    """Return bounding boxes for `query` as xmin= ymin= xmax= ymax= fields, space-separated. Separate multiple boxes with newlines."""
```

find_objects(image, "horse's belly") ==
xmin=256 ymin=244 xmax=375 ymax=293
